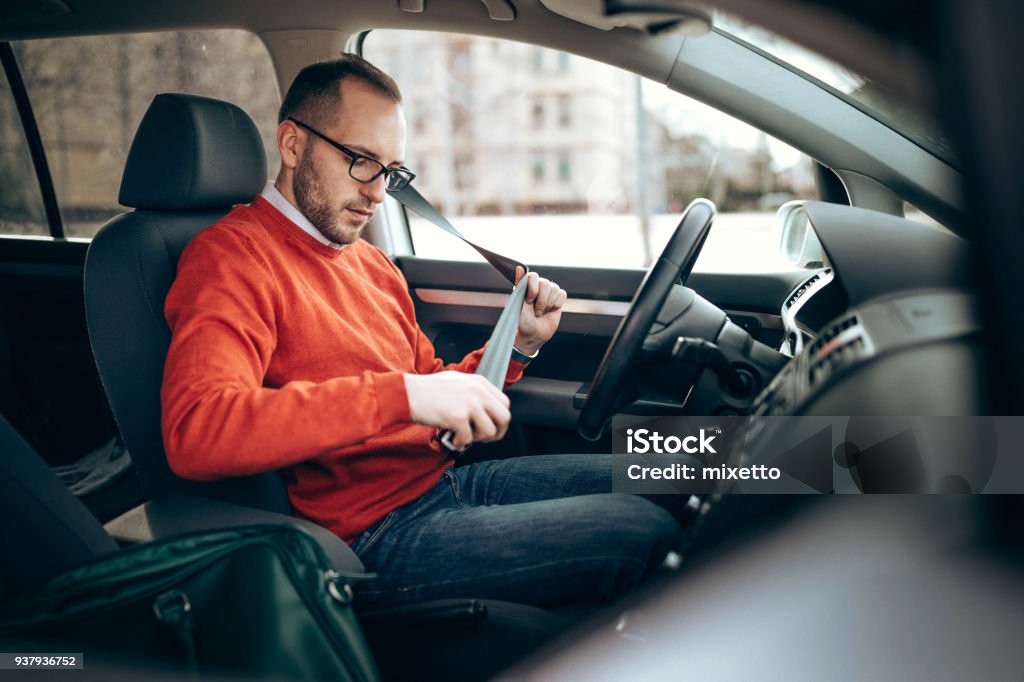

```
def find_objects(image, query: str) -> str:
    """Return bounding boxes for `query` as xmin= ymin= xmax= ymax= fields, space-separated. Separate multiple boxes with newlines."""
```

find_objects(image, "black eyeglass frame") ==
xmin=286 ymin=116 xmax=416 ymax=192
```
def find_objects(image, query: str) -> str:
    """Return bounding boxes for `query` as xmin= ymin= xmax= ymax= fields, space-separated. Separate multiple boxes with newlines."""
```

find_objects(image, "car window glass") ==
xmin=0 ymin=65 xmax=48 ymax=237
xmin=364 ymin=30 xmax=818 ymax=273
xmin=13 ymin=31 xmax=281 ymax=239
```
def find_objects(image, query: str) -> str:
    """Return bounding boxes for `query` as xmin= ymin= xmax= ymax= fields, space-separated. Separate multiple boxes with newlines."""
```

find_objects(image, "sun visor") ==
xmin=540 ymin=0 xmax=711 ymax=35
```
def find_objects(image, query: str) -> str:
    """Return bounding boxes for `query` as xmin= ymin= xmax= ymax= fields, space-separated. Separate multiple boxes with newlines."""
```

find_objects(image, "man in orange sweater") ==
xmin=162 ymin=55 xmax=680 ymax=609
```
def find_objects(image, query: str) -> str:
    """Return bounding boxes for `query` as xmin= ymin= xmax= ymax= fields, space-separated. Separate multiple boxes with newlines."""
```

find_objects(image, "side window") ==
xmin=13 ymin=31 xmax=281 ymax=239
xmin=0 ymin=62 xmax=48 ymax=237
xmin=364 ymin=31 xmax=817 ymax=272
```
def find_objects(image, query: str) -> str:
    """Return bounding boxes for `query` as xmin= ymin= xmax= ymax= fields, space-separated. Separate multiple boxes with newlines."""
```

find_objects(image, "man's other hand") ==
xmin=514 ymin=266 xmax=566 ymax=355
xmin=404 ymin=372 xmax=511 ymax=449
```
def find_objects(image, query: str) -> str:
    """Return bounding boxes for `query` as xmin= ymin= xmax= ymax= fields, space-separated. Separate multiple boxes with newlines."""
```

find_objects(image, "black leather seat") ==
xmin=85 ymin=93 xmax=290 ymax=511
xmin=83 ymin=93 xmax=570 ymax=681
xmin=0 ymin=414 xmax=118 ymax=596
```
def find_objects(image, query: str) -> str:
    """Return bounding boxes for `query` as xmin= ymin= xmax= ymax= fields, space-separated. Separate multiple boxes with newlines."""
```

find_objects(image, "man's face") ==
xmin=292 ymin=79 xmax=407 ymax=244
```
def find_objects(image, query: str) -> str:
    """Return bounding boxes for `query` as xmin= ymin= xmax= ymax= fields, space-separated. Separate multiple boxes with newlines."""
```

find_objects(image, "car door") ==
xmin=361 ymin=30 xmax=820 ymax=453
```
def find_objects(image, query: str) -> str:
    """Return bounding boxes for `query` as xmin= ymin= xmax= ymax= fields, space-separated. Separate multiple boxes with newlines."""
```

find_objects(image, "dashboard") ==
xmin=752 ymin=201 xmax=984 ymax=418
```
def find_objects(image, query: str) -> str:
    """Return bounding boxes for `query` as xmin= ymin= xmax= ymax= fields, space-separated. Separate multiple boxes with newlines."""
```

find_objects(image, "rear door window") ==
xmin=12 ymin=31 xmax=281 ymax=239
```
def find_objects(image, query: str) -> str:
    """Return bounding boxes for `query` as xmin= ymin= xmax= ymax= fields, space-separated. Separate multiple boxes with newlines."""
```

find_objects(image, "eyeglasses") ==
xmin=287 ymin=117 xmax=416 ymax=192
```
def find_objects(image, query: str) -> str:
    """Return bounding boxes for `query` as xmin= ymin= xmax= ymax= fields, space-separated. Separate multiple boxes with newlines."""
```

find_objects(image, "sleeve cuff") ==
xmin=373 ymin=371 xmax=412 ymax=427
xmin=504 ymin=360 xmax=528 ymax=386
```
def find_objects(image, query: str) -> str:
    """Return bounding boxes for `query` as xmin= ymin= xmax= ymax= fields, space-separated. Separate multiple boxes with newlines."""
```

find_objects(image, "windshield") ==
xmin=714 ymin=13 xmax=957 ymax=167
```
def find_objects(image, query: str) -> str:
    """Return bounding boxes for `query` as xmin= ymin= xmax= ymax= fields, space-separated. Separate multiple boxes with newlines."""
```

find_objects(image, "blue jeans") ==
xmin=351 ymin=454 xmax=682 ymax=609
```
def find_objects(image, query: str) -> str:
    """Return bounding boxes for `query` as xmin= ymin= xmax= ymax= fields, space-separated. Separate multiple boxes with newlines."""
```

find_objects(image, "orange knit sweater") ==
xmin=162 ymin=196 xmax=525 ymax=541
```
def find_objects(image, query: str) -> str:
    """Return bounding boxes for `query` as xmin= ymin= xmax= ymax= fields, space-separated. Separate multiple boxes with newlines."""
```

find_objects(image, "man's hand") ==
xmin=404 ymin=372 xmax=511 ymax=450
xmin=514 ymin=265 xmax=567 ymax=355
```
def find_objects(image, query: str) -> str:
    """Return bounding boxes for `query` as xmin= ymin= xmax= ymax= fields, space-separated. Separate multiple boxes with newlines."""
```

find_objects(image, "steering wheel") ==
xmin=578 ymin=199 xmax=716 ymax=441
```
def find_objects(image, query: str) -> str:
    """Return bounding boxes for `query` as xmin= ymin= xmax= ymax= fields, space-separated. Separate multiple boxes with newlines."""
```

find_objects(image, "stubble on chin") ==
xmin=293 ymin=152 xmax=366 ymax=245
xmin=324 ymin=218 xmax=366 ymax=245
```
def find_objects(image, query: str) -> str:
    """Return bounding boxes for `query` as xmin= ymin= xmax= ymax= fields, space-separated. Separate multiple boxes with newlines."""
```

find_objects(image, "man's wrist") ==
xmin=511 ymin=344 xmax=540 ymax=364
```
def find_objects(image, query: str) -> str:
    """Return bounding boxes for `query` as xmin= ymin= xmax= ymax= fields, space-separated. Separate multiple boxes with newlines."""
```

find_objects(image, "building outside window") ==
xmin=533 ymin=158 xmax=546 ymax=182
xmin=557 ymin=95 xmax=571 ymax=127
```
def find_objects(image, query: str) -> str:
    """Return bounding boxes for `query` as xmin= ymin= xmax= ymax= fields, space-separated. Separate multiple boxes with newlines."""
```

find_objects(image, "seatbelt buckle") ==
xmin=435 ymin=428 xmax=470 ymax=455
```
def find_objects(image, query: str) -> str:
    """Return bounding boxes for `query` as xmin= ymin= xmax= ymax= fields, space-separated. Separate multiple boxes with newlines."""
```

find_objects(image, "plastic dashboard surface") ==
xmin=754 ymin=289 xmax=982 ymax=417
xmin=760 ymin=202 xmax=982 ymax=420
xmin=775 ymin=201 xmax=971 ymax=356
xmin=799 ymin=201 xmax=972 ymax=306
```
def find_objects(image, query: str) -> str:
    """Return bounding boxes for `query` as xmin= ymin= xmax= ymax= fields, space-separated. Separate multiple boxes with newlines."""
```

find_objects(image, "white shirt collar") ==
xmin=260 ymin=181 xmax=345 ymax=250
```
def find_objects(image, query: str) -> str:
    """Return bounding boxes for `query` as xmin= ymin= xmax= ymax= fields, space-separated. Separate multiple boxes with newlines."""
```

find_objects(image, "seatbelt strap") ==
xmin=389 ymin=186 xmax=530 ymax=452
xmin=390 ymin=186 xmax=526 ymax=285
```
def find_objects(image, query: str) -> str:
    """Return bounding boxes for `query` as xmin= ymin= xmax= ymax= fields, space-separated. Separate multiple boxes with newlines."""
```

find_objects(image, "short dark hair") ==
xmin=278 ymin=54 xmax=402 ymax=128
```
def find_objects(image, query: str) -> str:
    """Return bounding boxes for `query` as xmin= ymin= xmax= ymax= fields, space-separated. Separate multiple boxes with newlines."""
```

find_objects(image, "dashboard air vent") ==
xmin=785 ymin=268 xmax=831 ymax=310
xmin=806 ymin=314 xmax=870 ymax=388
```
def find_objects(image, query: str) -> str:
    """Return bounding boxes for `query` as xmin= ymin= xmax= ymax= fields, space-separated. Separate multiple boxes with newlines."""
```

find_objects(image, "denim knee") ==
xmin=615 ymin=495 xmax=682 ymax=567
xmin=580 ymin=495 xmax=682 ymax=602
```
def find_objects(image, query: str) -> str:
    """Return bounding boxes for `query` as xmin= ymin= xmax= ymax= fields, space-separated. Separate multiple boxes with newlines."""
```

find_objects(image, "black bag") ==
xmin=0 ymin=524 xmax=379 ymax=680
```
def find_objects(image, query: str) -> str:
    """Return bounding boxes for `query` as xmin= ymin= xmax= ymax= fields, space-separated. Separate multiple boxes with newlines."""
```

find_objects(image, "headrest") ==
xmin=119 ymin=93 xmax=267 ymax=210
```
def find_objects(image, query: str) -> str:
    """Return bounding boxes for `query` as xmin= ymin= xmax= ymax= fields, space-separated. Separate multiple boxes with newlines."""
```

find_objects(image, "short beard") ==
xmin=292 ymin=148 xmax=369 ymax=245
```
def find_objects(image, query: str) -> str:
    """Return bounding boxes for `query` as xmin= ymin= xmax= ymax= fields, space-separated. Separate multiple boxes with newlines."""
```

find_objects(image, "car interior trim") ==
xmin=414 ymin=288 xmax=632 ymax=316
xmin=414 ymin=287 xmax=784 ymax=330
xmin=782 ymin=267 xmax=835 ymax=355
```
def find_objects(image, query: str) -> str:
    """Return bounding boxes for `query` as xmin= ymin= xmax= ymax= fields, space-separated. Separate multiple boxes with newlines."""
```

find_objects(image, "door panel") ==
xmin=397 ymin=256 xmax=805 ymax=442
xmin=0 ymin=237 xmax=116 ymax=464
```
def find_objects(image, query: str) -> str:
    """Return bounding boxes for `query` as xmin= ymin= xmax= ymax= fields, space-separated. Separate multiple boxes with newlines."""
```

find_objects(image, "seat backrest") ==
xmin=85 ymin=93 xmax=291 ymax=513
xmin=0 ymin=413 xmax=118 ymax=595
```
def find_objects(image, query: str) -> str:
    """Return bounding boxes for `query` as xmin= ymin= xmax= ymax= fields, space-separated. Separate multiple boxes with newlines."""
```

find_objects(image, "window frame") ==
xmin=0 ymin=42 xmax=64 ymax=239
